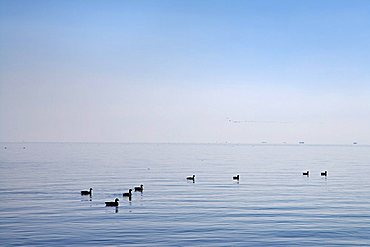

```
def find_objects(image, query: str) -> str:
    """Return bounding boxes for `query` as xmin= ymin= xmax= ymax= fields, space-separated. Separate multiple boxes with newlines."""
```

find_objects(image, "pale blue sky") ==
xmin=1 ymin=0 xmax=370 ymax=144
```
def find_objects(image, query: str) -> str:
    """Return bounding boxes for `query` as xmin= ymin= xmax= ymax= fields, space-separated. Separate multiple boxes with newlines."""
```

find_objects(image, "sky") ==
xmin=1 ymin=0 xmax=370 ymax=144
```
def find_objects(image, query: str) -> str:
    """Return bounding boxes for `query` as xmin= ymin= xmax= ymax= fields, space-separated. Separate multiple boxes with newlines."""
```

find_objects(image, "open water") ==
xmin=1 ymin=143 xmax=370 ymax=246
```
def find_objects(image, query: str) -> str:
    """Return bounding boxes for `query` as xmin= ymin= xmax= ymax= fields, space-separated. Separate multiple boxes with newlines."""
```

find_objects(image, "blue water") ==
xmin=1 ymin=143 xmax=370 ymax=246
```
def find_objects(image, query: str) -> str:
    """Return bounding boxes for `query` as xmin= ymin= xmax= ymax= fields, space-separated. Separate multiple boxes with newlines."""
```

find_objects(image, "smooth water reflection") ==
xmin=1 ymin=143 xmax=370 ymax=246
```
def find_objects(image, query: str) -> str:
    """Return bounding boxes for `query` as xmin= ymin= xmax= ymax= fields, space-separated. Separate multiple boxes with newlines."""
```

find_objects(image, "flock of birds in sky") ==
xmin=81 ymin=171 xmax=328 ymax=207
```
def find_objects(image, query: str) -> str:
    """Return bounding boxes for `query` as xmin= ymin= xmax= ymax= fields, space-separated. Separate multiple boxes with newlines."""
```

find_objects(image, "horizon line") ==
xmin=0 ymin=141 xmax=368 ymax=146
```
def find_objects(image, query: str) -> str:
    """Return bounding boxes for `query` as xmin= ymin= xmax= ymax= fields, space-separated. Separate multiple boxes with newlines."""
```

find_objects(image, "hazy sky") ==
xmin=1 ymin=0 xmax=370 ymax=144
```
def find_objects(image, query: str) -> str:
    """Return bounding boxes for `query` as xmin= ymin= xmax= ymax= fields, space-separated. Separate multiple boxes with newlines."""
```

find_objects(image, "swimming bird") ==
xmin=321 ymin=171 xmax=327 ymax=176
xmin=303 ymin=171 xmax=309 ymax=176
xmin=123 ymin=189 xmax=132 ymax=197
xmin=233 ymin=175 xmax=240 ymax=180
xmin=81 ymin=188 xmax=92 ymax=196
xmin=134 ymin=184 xmax=144 ymax=192
xmin=187 ymin=175 xmax=195 ymax=181
xmin=105 ymin=198 xmax=119 ymax=207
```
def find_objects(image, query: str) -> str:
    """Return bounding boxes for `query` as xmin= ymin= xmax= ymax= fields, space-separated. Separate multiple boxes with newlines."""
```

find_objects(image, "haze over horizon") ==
xmin=1 ymin=0 xmax=370 ymax=144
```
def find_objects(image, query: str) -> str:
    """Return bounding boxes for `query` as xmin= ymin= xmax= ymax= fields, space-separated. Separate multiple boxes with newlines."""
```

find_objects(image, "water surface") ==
xmin=1 ymin=143 xmax=370 ymax=246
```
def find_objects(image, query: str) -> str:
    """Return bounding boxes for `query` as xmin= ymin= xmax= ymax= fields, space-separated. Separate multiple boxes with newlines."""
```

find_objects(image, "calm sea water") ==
xmin=1 ymin=143 xmax=370 ymax=246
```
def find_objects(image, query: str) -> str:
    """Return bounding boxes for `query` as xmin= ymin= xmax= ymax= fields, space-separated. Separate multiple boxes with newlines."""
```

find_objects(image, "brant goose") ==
xmin=233 ymin=175 xmax=240 ymax=180
xmin=302 ymin=171 xmax=309 ymax=176
xmin=134 ymin=184 xmax=144 ymax=192
xmin=123 ymin=189 xmax=132 ymax=197
xmin=81 ymin=188 xmax=92 ymax=196
xmin=187 ymin=175 xmax=195 ymax=181
xmin=105 ymin=198 xmax=119 ymax=207
xmin=321 ymin=171 xmax=327 ymax=176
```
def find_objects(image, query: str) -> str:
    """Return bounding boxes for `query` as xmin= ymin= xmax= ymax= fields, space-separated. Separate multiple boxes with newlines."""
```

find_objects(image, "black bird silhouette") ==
xmin=123 ymin=189 xmax=132 ymax=197
xmin=302 ymin=171 xmax=309 ymax=176
xmin=134 ymin=184 xmax=144 ymax=192
xmin=187 ymin=175 xmax=195 ymax=181
xmin=105 ymin=198 xmax=119 ymax=207
xmin=321 ymin=171 xmax=327 ymax=176
xmin=81 ymin=188 xmax=92 ymax=196
xmin=233 ymin=175 xmax=240 ymax=180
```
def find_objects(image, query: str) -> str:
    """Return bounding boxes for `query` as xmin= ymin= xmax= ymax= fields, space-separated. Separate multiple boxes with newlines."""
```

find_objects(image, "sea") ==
xmin=1 ymin=143 xmax=370 ymax=246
